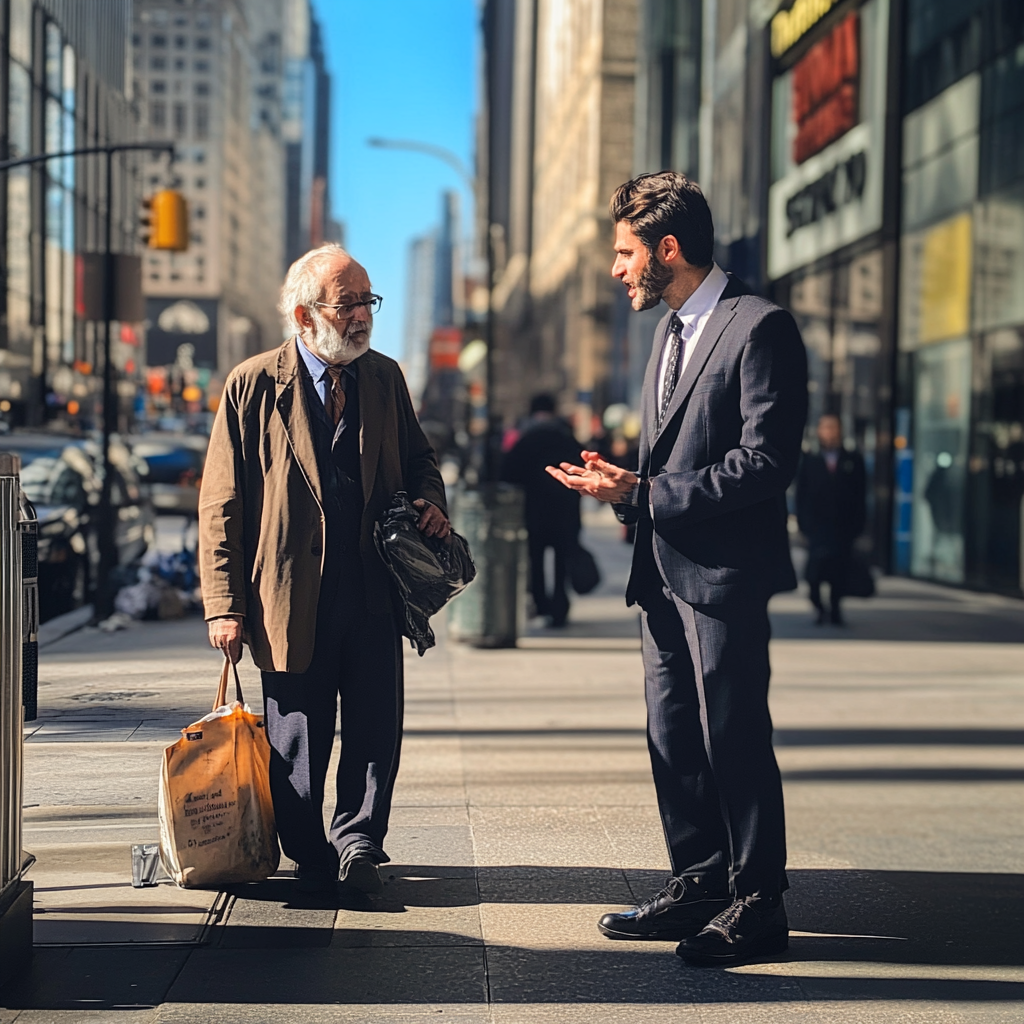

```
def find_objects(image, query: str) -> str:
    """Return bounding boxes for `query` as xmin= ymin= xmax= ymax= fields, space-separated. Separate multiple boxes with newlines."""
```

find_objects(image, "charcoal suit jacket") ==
xmin=619 ymin=275 xmax=808 ymax=608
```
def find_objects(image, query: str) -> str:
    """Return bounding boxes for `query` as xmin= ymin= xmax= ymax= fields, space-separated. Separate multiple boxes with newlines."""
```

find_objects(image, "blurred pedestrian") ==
xmin=548 ymin=172 xmax=807 ymax=966
xmin=796 ymin=414 xmax=866 ymax=626
xmin=199 ymin=244 xmax=449 ymax=896
xmin=501 ymin=393 xmax=581 ymax=626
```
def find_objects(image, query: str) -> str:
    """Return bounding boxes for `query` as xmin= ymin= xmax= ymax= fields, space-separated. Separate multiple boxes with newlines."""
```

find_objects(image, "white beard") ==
xmin=306 ymin=308 xmax=370 ymax=364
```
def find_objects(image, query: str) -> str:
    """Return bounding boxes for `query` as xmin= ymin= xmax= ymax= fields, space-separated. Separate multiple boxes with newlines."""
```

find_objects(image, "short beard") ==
xmin=305 ymin=308 xmax=371 ymax=363
xmin=632 ymin=249 xmax=674 ymax=311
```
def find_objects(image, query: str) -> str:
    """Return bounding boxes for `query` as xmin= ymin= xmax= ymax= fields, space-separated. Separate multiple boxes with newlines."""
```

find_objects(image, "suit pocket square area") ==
xmin=691 ymin=371 xmax=727 ymax=396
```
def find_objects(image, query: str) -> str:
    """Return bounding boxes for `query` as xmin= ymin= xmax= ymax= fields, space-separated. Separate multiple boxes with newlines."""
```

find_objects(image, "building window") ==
xmin=174 ymin=35 xmax=188 ymax=50
xmin=173 ymin=102 xmax=187 ymax=138
xmin=194 ymin=149 xmax=205 ymax=164
xmin=195 ymin=60 xmax=210 ymax=73
xmin=195 ymin=37 xmax=212 ymax=52
xmin=195 ymin=82 xmax=210 ymax=97
xmin=174 ymin=58 xmax=186 ymax=71
xmin=150 ymin=56 xmax=167 ymax=70
xmin=195 ymin=102 xmax=209 ymax=139
xmin=196 ymin=14 xmax=211 ymax=29
xmin=194 ymin=205 xmax=206 ymax=220
xmin=151 ymin=34 xmax=167 ymax=48
xmin=151 ymin=80 xmax=167 ymax=94
xmin=195 ymin=177 xmax=206 ymax=190
xmin=150 ymin=101 xmax=167 ymax=130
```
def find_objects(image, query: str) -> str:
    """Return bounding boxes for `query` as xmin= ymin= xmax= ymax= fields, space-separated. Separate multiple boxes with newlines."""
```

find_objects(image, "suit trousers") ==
xmin=640 ymin=584 xmax=787 ymax=897
xmin=261 ymin=586 xmax=403 ymax=873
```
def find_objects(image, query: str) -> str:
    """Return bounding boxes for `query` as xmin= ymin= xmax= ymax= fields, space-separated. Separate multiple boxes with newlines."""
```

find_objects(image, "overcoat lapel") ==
xmin=651 ymin=294 xmax=740 ymax=447
xmin=358 ymin=353 xmax=384 ymax=503
xmin=275 ymin=341 xmax=323 ymax=508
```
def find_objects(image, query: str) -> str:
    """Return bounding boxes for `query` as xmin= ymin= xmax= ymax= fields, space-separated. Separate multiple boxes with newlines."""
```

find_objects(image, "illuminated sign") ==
xmin=767 ymin=0 xmax=888 ymax=280
xmin=771 ymin=0 xmax=839 ymax=59
xmin=792 ymin=13 xmax=859 ymax=163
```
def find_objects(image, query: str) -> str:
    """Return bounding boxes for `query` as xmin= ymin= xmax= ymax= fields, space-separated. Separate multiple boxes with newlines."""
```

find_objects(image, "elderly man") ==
xmin=199 ymin=244 xmax=449 ymax=894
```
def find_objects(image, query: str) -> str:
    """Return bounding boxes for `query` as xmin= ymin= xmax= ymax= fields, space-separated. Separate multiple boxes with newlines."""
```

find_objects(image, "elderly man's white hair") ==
xmin=278 ymin=243 xmax=352 ymax=337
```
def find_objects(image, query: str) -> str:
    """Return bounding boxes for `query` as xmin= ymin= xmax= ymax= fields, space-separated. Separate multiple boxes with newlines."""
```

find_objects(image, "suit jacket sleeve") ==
xmin=650 ymin=308 xmax=808 ymax=529
xmin=396 ymin=367 xmax=448 ymax=516
xmin=199 ymin=373 xmax=248 ymax=620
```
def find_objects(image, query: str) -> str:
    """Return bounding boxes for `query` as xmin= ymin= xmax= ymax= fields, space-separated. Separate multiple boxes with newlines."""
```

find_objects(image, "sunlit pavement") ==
xmin=3 ymin=502 xmax=1023 ymax=1022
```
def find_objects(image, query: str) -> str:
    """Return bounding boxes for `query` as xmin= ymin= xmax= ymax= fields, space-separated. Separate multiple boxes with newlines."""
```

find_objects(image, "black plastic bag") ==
xmin=568 ymin=543 xmax=601 ymax=595
xmin=373 ymin=492 xmax=476 ymax=655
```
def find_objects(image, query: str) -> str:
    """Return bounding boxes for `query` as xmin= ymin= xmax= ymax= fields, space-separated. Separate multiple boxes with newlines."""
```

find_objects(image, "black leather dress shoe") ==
xmin=598 ymin=875 xmax=731 ymax=941
xmin=338 ymin=841 xmax=384 ymax=894
xmin=294 ymin=864 xmax=337 ymax=893
xmin=676 ymin=894 xmax=788 ymax=966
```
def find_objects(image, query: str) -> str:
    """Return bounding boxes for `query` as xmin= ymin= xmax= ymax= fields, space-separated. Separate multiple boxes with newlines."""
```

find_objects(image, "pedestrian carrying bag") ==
xmin=158 ymin=656 xmax=280 ymax=888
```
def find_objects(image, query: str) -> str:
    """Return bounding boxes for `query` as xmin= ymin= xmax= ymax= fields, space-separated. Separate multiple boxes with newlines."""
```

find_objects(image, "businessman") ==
xmin=548 ymin=171 xmax=807 ymax=966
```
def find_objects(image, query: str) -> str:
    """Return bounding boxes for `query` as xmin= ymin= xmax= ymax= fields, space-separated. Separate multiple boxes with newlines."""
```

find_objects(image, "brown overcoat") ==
xmin=198 ymin=339 xmax=447 ymax=673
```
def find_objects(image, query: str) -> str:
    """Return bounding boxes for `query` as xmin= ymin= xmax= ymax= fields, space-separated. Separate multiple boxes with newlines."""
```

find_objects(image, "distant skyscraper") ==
xmin=404 ymin=233 xmax=437 ymax=405
xmin=283 ymin=0 xmax=338 ymax=267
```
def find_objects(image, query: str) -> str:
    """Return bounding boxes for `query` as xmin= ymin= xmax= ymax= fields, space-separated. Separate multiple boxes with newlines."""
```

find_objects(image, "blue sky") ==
xmin=310 ymin=0 xmax=479 ymax=361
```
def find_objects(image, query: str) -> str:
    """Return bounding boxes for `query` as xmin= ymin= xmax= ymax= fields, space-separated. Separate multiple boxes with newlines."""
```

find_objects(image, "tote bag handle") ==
xmin=213 ymin=655 xmax=245 ymax=711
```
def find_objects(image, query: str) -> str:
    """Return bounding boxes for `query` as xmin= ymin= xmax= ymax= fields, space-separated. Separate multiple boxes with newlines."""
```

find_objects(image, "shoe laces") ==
xmin=638 ymin=875 xmax=687 ymax=913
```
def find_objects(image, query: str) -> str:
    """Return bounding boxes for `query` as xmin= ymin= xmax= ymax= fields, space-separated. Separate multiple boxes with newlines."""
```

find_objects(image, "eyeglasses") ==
xmin=315 ymin=295 xmax=383 ymax=317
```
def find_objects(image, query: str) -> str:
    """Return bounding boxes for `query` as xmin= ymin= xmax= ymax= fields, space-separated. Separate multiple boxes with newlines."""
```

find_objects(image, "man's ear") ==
xmin=294 ymin=305 xmax=312 ymax=330
xmin=658 ymin=234 xmax=682 ymax=264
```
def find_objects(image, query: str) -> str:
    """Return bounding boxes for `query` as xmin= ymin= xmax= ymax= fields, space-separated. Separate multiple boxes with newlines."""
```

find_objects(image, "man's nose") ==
xmin=352 ymin=303 xmax=371 ymax=323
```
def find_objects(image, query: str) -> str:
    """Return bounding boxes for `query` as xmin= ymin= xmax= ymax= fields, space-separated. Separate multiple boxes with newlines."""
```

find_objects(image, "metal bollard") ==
xmin=0 ymin=452 xmax=33 ymax=985
xmin=448 ymin=483 xmax=527 ymax=648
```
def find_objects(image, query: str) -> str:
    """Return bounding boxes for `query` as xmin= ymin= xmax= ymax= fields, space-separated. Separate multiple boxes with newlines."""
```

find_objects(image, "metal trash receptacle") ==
xmin=447 ymin=483 xmax=526 ymax=648
xmin=0 ymin=452 xmax=33 ymax=986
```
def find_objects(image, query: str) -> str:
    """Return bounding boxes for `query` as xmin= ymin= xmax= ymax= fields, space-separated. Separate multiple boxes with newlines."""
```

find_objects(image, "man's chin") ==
xmin=632 ymin=291 xmax=662 ymax=312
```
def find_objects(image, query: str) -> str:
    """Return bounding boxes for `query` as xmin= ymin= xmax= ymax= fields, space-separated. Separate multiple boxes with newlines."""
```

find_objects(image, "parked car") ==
xmin=1 ymin=433 xmax=156 ymax=621
xmin=129 ymin=433 xmax=207 ymax=516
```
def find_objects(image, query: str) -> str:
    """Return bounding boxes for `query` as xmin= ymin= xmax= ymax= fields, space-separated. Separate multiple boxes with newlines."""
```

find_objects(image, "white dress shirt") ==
xmin=656 ymin=262 xmax=729 ymax=414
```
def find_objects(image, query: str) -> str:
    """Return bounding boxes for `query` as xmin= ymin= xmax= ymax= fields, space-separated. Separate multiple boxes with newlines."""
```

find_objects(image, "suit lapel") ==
xmin=358 ymin=353 xmax=384 ymax=502
xmin=275 ymin=340 xmax=323 ymax=507
xmin=651 ymin=294 xmax=740 ymax=446
xmin=639 ymin=311 xmax=673 ymax=471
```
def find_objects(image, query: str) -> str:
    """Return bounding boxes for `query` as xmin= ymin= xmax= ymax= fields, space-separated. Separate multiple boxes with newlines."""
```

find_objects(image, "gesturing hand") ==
xmin=412 ymin=498 xmax=451 ymax=539
xmin=545 ymin=450 xmax=639 ymax=504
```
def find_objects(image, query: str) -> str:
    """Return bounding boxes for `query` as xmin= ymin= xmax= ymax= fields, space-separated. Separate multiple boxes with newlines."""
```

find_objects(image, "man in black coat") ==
xmin=796 ymin=414 xmax=867 ymax=625
xmin=548 ymin=172 xmax=807 ymax=966
xmin=501 ymin=394 xmax=581 ymax=626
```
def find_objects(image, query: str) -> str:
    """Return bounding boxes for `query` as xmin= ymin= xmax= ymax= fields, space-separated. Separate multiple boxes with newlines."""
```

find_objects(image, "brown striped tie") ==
xmin=325 ymin=365 xmax=346 ymax=425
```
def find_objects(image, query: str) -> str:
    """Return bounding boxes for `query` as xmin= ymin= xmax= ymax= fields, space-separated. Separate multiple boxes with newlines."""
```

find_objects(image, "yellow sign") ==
xmin=919 ymin=213 xmax=972 ymax=345
xmin=771 ymin=0 xmax=838 ymax=58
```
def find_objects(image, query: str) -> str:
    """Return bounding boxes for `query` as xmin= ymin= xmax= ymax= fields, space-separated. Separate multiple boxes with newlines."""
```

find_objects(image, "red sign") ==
xmin=792 ymin=12 xmax=859 ymax=165
xmin=429 ymin=327 xmax=462 ymax=370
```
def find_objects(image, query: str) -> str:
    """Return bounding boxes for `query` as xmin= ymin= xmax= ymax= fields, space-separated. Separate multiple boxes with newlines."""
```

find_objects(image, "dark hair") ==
xmin=530 ymin=393 xmax=556 ymax=414
xmin=609 ymin=171 xmax=714 ymax=268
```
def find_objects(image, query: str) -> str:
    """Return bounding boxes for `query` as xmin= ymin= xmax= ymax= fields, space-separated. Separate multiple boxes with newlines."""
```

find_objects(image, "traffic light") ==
xmin=140 ymin=189 xmax=189 ymax=251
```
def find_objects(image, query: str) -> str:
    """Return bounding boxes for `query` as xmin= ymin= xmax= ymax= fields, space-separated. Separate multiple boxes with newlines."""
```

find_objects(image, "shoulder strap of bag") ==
xmin=213 ymin=655 xmax=245 ymax=711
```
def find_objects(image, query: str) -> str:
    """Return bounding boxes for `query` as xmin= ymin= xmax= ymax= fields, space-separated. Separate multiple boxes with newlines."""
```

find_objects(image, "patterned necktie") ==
xmin=659 ymin=314 xmax=684 ymax=426
xmin=325 ymin=365 xmax=346 ymax=426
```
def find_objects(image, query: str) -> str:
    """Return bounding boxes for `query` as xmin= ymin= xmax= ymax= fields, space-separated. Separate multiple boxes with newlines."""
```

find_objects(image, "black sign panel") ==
xmin=145 ymin=297 xmax=219 ymax=369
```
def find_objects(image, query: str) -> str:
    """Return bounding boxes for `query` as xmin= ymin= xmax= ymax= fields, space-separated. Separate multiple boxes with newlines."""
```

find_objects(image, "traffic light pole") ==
xmin=0 ymin=142 xmax=176 ymax=619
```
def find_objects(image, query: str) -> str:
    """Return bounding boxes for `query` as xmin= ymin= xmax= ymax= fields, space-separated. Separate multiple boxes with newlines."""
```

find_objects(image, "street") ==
xmin=3 ymin=503 xmax=1023 ymax=1023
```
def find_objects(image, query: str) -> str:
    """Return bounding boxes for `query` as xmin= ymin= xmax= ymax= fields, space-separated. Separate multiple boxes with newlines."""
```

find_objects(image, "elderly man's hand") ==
xmin=413 ymin=499 xmax=451 ymax=539
xmin=208 ymin=616 xmax=243 ymax=664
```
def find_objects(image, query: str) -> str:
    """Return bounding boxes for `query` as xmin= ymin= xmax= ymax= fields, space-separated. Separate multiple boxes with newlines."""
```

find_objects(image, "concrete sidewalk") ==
xmin=2 ymin=503 xmax=1023 ymax=1022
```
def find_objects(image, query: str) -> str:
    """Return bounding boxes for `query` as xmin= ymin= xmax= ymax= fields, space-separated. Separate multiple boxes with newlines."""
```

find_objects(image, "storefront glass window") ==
xmin=911 ymin=338 xmax=972 ymax=582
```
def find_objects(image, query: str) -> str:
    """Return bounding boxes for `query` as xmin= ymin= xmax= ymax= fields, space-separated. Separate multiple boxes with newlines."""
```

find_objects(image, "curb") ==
xmin=38 ymin=604 xmax=94 ymax=648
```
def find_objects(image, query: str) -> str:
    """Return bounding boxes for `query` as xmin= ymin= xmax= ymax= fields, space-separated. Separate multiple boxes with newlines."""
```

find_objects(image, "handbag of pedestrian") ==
xmin=158 ymin=655 xmax=280 ymax=888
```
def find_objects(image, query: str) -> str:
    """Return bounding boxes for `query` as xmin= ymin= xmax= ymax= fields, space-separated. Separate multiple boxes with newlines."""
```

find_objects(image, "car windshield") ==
xmin=18 ymin=454 xmax=87 ymax=507
xmin=133 ymin=443 xmax=205 ymax=484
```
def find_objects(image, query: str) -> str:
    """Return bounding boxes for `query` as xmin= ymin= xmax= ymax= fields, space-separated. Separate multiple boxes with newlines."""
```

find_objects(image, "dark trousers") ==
xmin=261 ymin=594 xmax=403 ymax=873
xmin=640 ymin=585 xmax=787 ymax=898
xmin=527 ymin=522 xmax=576 ymax=623
xmin=807 ymin=545 xmax=850 ymax=622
